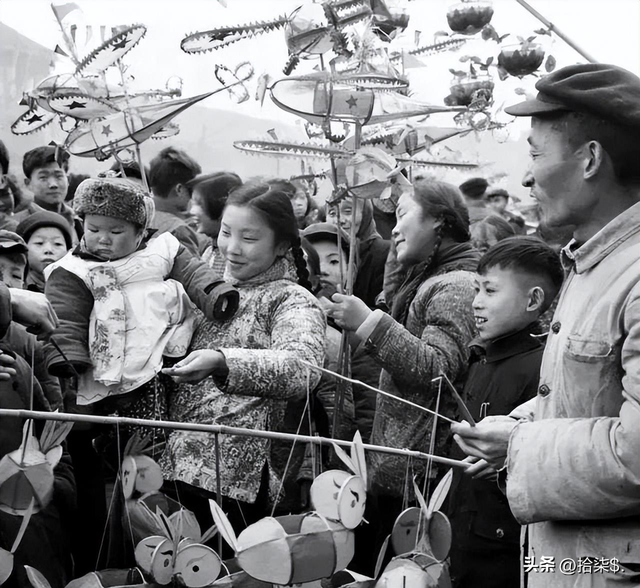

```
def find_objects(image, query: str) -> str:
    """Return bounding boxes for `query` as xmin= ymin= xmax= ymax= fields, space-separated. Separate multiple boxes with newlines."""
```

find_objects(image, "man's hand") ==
xmin=462 ymin=455 xmax=498 ymax=481
xmin=9 ymin=288 xmax=59 ymax=341
xmin=0 ymin=352 xmax=17 ymax=381
xmin=327 ymin=293 xmax=372 ymax=332
xmin=451 ymin=416 xmax=518 ymax=470
xmin=161 ymin=350 xmax=225 ymax=384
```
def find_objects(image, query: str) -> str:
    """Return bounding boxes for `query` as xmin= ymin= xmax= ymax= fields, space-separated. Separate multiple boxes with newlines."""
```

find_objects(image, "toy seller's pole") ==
xmin=513 ymin=0 xmax=598 ymax=63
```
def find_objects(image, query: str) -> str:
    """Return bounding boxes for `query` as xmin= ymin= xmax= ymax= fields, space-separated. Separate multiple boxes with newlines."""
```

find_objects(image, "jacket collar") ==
xmin=561 ymin=200 xmax=640 ymax=274
xmin=469 ymin=324 xmax=542 ymax=363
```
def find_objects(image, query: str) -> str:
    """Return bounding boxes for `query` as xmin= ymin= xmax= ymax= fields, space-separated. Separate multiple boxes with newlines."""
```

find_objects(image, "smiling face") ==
xmin=218 ymin=205 xmax=288 ymax=281
xmin=27 ymin=227 xmax=68 ymax=275
xmin=392 ymin=192 xmax=440 ymax=266
xmin=25 ymin=162 xmax=68 ymax=207
xmin=83 ymin=215 xmax=142 ymax=261
xmin=326 ymin=198 xmax=364 ymax=235
xmin=522 ymin=117 xmax=593 ymax=229
xmin=473 ymin=266 xmax=536 ymax=342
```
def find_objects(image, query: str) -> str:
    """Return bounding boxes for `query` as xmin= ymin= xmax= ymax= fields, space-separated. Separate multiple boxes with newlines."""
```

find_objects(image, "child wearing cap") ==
xmin=43 ymin=176 xmax=238 ymax=421
xmin=448 ymin=236 xmax=563 ymax=588
xmin=16 ymin=211 xmax=73 ymax=292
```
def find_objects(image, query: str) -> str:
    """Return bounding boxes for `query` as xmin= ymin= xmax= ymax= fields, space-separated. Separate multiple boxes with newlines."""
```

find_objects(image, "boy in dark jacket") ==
xmin=449 ymin=236 xmax=563 ymax=588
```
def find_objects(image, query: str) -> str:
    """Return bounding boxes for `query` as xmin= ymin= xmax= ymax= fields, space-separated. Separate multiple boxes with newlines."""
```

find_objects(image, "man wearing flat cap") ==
xmin=452 ymin=63 xmax=640 ymax=587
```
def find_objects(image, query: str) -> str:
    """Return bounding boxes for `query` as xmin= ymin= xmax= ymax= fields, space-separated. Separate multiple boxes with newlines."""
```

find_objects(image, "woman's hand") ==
xmin=161 ymin=350 xmax=226 ymax=384
xmin=327 ymin=293 xmax=372 ymax=332
xmin=0 ymin=351 xmax=17 ymax=381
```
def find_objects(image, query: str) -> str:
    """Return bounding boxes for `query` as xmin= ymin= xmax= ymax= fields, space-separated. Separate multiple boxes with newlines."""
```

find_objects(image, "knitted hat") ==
xmin=16 ymin=211 xmax=73 ymax=249
xmin=73 ymin=177 xmax=154 ymax=229
xmin=459 ymin=177 xmax=488 ymax=200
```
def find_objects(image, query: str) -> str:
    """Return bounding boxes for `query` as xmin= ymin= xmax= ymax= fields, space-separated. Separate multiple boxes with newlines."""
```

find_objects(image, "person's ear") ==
xmin=24 ymin=176 xmax=31 ymax=189
xmin=526 ymin=286 xmax=545 ymax=313
xmin=583 ymin=140 xmax=605 ymax=180
xmin=275 ymin=241 xmax=289 ymax=258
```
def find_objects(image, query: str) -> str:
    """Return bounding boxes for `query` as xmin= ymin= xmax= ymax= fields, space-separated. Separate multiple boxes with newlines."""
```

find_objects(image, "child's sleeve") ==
xmin=169 ymin=245 xmax=229 ymax=322
xmin=44 ymin=267 xmax=94 ymax=378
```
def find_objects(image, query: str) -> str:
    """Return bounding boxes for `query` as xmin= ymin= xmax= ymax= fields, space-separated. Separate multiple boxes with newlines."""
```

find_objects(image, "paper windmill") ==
xmin=0 ymin=420 xmax=72 ymax=516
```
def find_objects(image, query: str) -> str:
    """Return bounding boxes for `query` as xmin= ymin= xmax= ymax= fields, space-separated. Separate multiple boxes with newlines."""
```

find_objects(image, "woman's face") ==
xmin=326 ymin=199 xmax=364 ymax=235
xmin=189 ymin=188 xmax=221 ymax=239
xmin=218 ymin=205 xmax=288 ymax=281
xmin=392 ymin=192 xmax=440 ymax=265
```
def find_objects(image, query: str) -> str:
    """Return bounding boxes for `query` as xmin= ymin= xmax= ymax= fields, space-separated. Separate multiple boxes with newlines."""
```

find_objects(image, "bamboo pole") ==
xmin=514 ymin=0 xmax=598 ymax=63
xmin=0 ymin=409 xmax=467 ymax=469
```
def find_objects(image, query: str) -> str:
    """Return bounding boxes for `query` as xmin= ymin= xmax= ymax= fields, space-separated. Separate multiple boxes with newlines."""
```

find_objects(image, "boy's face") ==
xmin=473 ymin=266 xmax=534 ymax=342
xmin=0 ymin=254 xmax=26 ymax=289
xmin=83 ymin=215 xmax=142 ymax=261
xmin=314 ymin=239 xmax=347 ymax=293
xmin=488 ymin=196 xmax=508 ymax=214
xmin=25 ymin=162 xmax=68 ymax=207
xmin=27 ymin=227 xmax=68 ymax=275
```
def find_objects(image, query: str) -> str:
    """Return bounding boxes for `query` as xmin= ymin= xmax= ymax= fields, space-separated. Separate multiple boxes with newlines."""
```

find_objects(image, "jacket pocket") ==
xmin=565 ymin=335 xmax=615 ymax=363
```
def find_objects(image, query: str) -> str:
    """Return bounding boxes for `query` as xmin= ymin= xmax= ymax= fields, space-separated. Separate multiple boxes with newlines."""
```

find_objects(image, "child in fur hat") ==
xmin=42 ymin=175 xmax=237 ymax=421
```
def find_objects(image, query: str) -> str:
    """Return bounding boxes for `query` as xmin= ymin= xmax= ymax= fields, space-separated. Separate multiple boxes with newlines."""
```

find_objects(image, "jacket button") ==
xmin=496 ymin=528 xmax=505 ymax=539
xmin=551 ymin=321 xmax=561 ymax=333
xmin=538 ymin=384 xmax=550 ymax=397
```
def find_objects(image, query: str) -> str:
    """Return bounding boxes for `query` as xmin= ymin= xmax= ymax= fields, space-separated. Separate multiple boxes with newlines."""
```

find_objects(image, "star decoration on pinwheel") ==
xmin=111 ymin=38 xmax=128 ymax=51
xmin=101 ymin=125 xmax=113 ymax=137
xmin=26 ymin=114 xmax=44 ymax=124
xmin=346 ymin=95 xmax=358 ymax=109
xmin=66 ymin=100 xmax=86 ymax=110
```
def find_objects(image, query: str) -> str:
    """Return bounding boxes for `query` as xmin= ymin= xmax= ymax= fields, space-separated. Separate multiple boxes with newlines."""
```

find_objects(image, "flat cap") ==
xmin=505 ymin=63 xmax=640 ymax=130
xmin=0 ymin=230 xmax=28 ymax=253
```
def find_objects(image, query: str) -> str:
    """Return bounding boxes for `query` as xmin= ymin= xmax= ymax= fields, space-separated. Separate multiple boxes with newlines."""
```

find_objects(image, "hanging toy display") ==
xmin=446 ymin=0 xmax=494 ymax=36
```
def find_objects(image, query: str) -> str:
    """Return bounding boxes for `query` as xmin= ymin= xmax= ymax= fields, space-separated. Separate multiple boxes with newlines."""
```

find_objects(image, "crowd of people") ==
xmin=0 ymin=61 xmax=638 ymax=588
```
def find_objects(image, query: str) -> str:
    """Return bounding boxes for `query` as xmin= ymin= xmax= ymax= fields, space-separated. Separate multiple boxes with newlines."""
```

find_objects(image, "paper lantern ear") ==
xmin=349 ymin=431 xmax=367 ymax=488
xmin=44 ymin=446 xmax=63 ymax=468
xmin=374 ymin=534 xmax=391 ymax=579
xmin=169 ymin=509 xmax=202 ymax=543
xmin=0 ymin=548 xmax=13 ymax=585
xmin=208 ymin=500 xmax=238 ymax=552
xmin=427 ymin=470 xmax=452 ymax=519
xmin=24 ymin=566 xmax=52 ymax=588
xmin=38 ymin=420 xmax=73 ymax=455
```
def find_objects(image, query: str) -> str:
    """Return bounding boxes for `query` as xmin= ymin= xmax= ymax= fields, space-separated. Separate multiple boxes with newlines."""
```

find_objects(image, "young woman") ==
xmin=186 ymin=172 xmax=242 ymax=275
xmin=326 ymin=197 xmax=389 ymax=309
xmin=329 ymin=180 xmax=479 ymax=572
xmin=161 ymin=182 xmax=326 ymax=528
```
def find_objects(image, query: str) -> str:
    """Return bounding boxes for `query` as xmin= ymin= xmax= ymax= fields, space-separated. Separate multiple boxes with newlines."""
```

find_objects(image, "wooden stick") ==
xmin=301 ymin=360 xmax=459 ymax=426
xmin=0 ymin=409 xmax=467 ymax=469
xmin=513 ymin=0 xmax=598 ymax=63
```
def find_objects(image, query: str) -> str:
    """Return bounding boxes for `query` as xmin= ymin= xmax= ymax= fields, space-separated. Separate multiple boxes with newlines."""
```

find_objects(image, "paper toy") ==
xmin=134 ymin=506 xmax=222 ymax=587
xmin=0 ymin=420 xmax=72 ymax=516
xmin=311 ymin=431 xmax=368 ymax=529
xmin=269 ymin=72 xmax=464 ymax=127
xmin=374 ymin=473 xmax=453 ymax=587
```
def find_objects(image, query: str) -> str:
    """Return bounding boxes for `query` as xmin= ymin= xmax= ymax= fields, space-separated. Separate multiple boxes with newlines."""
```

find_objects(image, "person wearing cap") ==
xmin=451 ymin=63 xmax=640 ymax=586
xmin=486 ymin=187 xmax=526 ymax=235
xmin=16 ymin=211 xmax=73 ymax=292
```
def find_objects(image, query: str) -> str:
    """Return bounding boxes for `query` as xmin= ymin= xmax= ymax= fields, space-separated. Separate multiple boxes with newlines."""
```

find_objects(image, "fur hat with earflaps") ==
xmin=73 ymin=176 xmax=155 ymax=229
